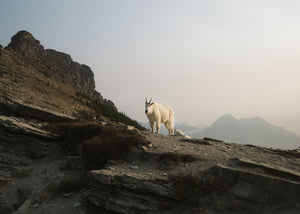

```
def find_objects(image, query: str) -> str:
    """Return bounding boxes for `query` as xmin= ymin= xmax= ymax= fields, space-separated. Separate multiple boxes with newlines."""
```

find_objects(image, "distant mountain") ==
xmin=193 ymin=114 xmax=300 ymax=149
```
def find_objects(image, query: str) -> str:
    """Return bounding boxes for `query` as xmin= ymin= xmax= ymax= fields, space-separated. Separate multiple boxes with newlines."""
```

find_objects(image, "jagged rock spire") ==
xmin=6 ymin=30 xmax=44 ymax=60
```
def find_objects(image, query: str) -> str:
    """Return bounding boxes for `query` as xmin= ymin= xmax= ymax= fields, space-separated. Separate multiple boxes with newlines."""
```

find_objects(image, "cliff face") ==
xmin=5 ymin=30 xmax=96 ymax=96
xmin=0 ymin=30 xmax=117 ymax=117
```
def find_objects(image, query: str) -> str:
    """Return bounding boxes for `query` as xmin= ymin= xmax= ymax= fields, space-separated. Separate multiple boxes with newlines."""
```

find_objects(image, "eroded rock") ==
xmin=0 ymin=90 xmax=300 ymax=214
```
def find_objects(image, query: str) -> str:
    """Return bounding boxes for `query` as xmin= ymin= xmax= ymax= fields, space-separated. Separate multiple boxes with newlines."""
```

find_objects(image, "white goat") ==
xmin=145 ymin=98 xmax=174 ymax=136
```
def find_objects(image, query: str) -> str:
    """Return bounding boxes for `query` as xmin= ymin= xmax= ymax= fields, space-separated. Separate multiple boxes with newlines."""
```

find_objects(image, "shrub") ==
xmin=78 ymin=126 xmax=150 ymax=169
xmin=75 ymin=92 xmax=145 ymax=130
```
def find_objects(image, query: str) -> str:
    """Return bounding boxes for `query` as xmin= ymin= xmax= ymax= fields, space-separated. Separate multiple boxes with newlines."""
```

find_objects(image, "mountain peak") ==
xmin=11 ymin=30 xmax=35 ymax=40
xmin=6 ymin=30 xmax=44 ymax=57
xmin=214 ymin=114 xmax=235 ymax=123
xmin=219 ymin=114 xmax=234 ymax=119
xmin=8 ymin=30 xmax=41 ymax=47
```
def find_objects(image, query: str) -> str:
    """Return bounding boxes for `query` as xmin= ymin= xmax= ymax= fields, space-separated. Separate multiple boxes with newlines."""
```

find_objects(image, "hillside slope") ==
xmin=0 ymin=30 xmax=142 ymax=128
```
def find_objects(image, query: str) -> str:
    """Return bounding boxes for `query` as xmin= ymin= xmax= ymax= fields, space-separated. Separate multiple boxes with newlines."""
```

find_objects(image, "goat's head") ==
xmin=145 ymin=98 xmax=154 ymax=115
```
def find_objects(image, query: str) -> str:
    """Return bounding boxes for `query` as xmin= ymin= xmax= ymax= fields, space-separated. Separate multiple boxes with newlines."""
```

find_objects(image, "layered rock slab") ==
xmin=88 ymin=161 xmax=179 ymax=214
xmin=87 ymin=155 xmax=300 ymax=214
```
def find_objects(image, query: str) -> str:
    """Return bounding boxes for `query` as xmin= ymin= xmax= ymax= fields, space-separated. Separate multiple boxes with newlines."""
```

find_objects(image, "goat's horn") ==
xmin=149 ymin=97 xmax=153 ymax=103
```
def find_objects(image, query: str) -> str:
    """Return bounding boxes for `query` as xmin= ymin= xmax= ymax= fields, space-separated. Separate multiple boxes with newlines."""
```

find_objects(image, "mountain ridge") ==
xmin=193 ymin=114 xmax=300 ymax=149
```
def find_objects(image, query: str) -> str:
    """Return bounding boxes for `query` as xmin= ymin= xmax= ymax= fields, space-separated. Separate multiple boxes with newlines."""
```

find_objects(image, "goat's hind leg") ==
xmin=164 ymin=122 xmax=171 ymax=136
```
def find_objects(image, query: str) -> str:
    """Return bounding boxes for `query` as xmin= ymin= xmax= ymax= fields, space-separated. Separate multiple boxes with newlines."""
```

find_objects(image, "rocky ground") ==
xmin=0 ymin=96 xmax=300 ymax=214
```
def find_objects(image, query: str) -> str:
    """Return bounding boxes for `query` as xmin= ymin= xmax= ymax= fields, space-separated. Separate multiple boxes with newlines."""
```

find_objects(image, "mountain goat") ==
xmin=145 ymin=98 xmax=174 ymax=136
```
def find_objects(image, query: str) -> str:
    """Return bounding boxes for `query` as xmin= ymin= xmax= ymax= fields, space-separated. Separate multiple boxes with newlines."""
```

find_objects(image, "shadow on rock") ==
xmin=45 ymin=119 xmax=150 ymax=169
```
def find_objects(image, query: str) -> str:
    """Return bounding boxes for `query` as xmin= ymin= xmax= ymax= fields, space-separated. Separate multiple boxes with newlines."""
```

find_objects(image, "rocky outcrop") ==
xmin=0 ymin=96 xmax=71 ymax=160
xmin=0 ymin=96 xmax=74 ymax=122
xmin=6 ymin=30 xmax=45 ymax=64
xmin=83 ymin=132 xmax=300 ymax=214
xmin=0 ymin=97 xmax=147 ymax=214
xmin=5 ymin=30 xmax=96 ymax=96
xmin=0 ymin=30 xmax=120 ymax=121
xmin=44 ymin=49 xmax=96 ymax=95
xmin=0 ymin=99 xmax=65 ymax=214
xmin=215 ymin=158 xmax=300 ymax=205
xmin=87 ymin=156 xmax=300 ymax=214
xmin=88 ymin=161 xmax=179 ymax=213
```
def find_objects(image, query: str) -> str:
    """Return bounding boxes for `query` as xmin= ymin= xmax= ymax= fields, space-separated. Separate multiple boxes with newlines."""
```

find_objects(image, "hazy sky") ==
xmin=1 ymin=0 xmax=300 ymax=136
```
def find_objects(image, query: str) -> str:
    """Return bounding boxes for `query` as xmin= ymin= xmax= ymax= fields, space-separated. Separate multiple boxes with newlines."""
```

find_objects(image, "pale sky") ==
xmin=1 ymin=0 xmax=300 ymax=136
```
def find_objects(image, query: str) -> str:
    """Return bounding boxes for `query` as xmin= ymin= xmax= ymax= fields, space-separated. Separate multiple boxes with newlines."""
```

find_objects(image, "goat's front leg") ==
xmin=156 ymin=121 xmax=161 ymax=134
xmin=150 ymin=121 xmax=154 ymax=133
